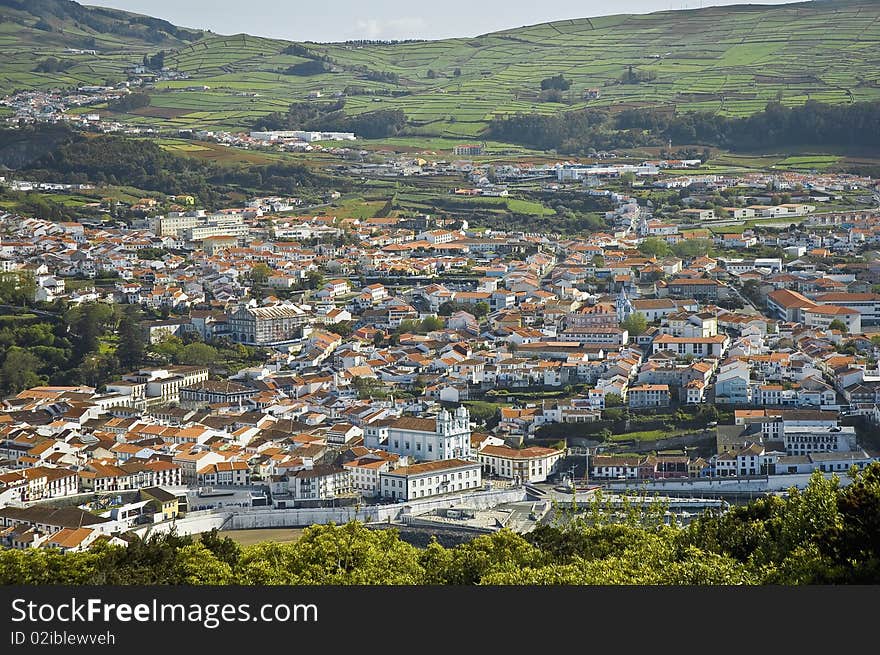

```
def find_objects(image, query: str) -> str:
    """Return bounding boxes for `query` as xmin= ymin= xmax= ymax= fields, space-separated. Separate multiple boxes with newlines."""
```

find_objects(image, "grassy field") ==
xmin=156 ymin=138 xmax=279 ymax=165
xmin=2 ymin=1 xmax=880 ymax=139
xmin=216 ymin=528 xmax=305 ymax=546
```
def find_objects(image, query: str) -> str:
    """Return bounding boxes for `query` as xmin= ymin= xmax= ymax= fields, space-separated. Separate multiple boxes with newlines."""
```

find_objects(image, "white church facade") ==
xmin=364 ymin=407 xmax=472 ymax=462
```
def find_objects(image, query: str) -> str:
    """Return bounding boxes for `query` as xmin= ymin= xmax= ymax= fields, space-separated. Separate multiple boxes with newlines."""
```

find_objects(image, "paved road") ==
xmin=726 ymin=283 xmax=761 ymax=316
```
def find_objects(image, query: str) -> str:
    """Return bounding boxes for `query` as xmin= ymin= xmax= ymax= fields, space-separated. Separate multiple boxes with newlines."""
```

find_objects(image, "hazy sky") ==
xmin=85 ymin=0 xmax=803 ymax=42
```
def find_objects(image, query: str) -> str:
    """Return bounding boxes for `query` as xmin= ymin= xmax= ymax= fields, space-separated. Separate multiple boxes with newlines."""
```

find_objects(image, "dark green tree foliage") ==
xmin=363 ymin=70 xmax=399 ymax=84
xmin=115 ymin=307 xmax=146 ymax=370
xmin=283 ymin=60 xmax=331 ymax=76
xmin=0 ymin=271 xmax=36 ymax=306
xmin=0 ymin=127 xmax=333 ymax=206
xmin=281 ymin=43 xmax=325 ymax=59
xmin=64 ymin=302 xmax=114 ymax=362
xmin=0 ymin=348 xmax=45 ymax=395
xmin=541 ymin=74 xmax=571 ymax=91
xmin=108 ymin=92 xmax=151 ymax=113
xmin=489 ymin=100 xmax=880 ymax=153
xmin=620 ymin=313 xmax=648 ymax=336
xmin=619 ymin=65 xmax=657 ymax=85
xmin=256 ymin=100 xmax=406 ymax=138
xmin=142 ymin=50 xmax=165 ymax=70
xmin=33 ymin=57 xmax=75 ymax=73
xmin=488 ymin=108 xmax=615 ymax=152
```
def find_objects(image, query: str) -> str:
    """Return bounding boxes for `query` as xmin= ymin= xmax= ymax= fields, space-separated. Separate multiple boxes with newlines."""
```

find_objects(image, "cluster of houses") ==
xmin=591 ymin=409 xmax=874 ymax=480
xmin=3 ymin=160 xmax=880 ymax=552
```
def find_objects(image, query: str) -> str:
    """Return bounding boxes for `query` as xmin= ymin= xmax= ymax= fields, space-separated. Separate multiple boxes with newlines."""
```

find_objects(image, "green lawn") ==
xmin=611 ymin=429 xmax=688 ymax=442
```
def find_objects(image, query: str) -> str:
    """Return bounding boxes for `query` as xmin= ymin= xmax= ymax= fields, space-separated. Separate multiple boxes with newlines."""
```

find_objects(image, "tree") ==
xmin=181 ymin=342 xmax=217 ymax=366
xmin=199 ymin=529 xmax=241 ymax=568
xmin=463 ymin=401 xmax=499 ymax=426
xmin=0 ymin=348 xmax=45 ymax=395
xmin=426 ymin=69 xmax=436 ymax=79
xmin=250 ymin=263 xmax=271 ymax=286
xmin=115 ymin=307 xmax=145 ymax=370
xmin=64 ymin=303 xmax=115 ymax=362
xmin=605 ymin=393 xmax=623 ymax=408
xmin=539 ymin=88 xmax=565 ymax=103
xmin=638 ymin=237 xmax=671 ymax=258
xmin=305 ymin=271 xmax=325 ymax=290
xmin=540 ymin=74 xmax=571 ymax=91
xmin=0 ymin=271 xmax=36 ymax=306
xmin=828 ymin=320 xmax=847 ymax=332
xmin=420 ymin=316 xmax=444 ymax=332
xmin=150 ymin=335 xmax=185 ymax=364
xmin=473 ymin=302 xmax=490 ymax=318
xmin=453 ymin=68 xmax=461 ymax=77
xmin=671 ymin=239 xmax=712 ymax=259
xmin=621 ymin=313 xmax=648 ymax=336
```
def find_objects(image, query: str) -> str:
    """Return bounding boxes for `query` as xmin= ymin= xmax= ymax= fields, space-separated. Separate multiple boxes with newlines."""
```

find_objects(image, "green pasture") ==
xmin=2 ymin=1 xmax=880 ymax=143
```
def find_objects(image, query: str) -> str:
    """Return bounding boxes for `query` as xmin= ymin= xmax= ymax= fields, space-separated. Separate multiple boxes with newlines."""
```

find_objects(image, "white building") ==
xmin=379 ymin=458 xmax=481 ymax=501
xmin=365 ymin=407 xmax=471 ymax=461
xmin=197 ymin=461 xmax=250 ymax=486
xmin=343 ymin=452 xmax=399 ymax=498
xmin=289 ymin=465 xmax=352 ymax=501
xmin=782 ymin=426 xmax=856 ymax=456
xmin=477 ymin=445 xmax=563 ymax=483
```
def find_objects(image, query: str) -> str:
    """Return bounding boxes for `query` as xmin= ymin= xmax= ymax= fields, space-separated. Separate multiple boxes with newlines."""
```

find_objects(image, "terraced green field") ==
xmin=2 ymin=0 xmax=880 ymax=140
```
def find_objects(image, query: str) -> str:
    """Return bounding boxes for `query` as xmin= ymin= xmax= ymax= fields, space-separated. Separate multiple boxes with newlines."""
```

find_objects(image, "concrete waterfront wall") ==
xmin=132 ymin=510 xmax=227 ymax=538
xmin=133 ymin=488 xmax=529 ymax=537
xmin=606 ymin=471 xmax=855 ymax=495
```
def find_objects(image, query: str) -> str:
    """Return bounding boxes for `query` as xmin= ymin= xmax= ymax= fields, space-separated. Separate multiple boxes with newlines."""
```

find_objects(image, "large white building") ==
xmin=289 ymin=465 xmax=352 ymax=501
xmin=783 ymin=426 xmax=856 ymax=456
xmin=814 ymin=293 xmax=880 ymax=326
xmin=250 ymin=130 xmax=356 ymax=142
xmin=477 ymin=445 xmax=564 ymax=483
xmin=365 ymin=407 xmax=471 ymax=461
xmin=802 ymin=305 xmax=862 ymax=334
xmin=379 ymin=458 xmax=481 ymax=501
xmin=228 ymin=304 xmax=311 ymax=346
xmin=343 ymin=451 xmax=400 ymax=498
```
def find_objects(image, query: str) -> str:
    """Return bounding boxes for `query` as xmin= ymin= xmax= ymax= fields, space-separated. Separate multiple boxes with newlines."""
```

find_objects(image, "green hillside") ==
xmin=0 ymin=0 xmax=201 ymax=93
xmin=2 ymin=0 xmax=880 ymax=139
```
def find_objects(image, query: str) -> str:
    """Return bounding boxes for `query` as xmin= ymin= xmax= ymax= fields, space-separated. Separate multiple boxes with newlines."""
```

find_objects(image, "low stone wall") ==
xmin=134 ymin=488 xmax=529 ymax=537
xmin=131 ymin=510 xmax=227 ymax=538
xmin=606 ymin=471 xmax=855 ymax=494
xmin=228 ymin=506 xmax=388 ymax=530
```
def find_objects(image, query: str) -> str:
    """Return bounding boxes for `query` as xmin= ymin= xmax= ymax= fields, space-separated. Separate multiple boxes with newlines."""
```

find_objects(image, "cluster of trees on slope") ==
xmin=3 ymin=466 xmax=879 ymax=584
xmin=0 ymin=299 xmax=144 ymax=395
xmin=0 ymin=126 xmax=336 ymax=207
xmin=255 ymin=100 xmax=407 ymax=139
xmin=489 ymin=100 xmax=880 ymax=154
xmin=0 ymin=187 xmax=103 ymax=222
xmin=32 ymin=57 xmax=75 ymax=73
xmin=107 ymin=92 xmax=151 ymax=113
xmin=0 ymin=290 xmax=269 ymax=395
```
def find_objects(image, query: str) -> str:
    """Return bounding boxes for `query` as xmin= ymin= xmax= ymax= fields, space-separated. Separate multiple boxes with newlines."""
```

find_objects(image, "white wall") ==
xmin=132 ymin=489 xmax=528 ymax=538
